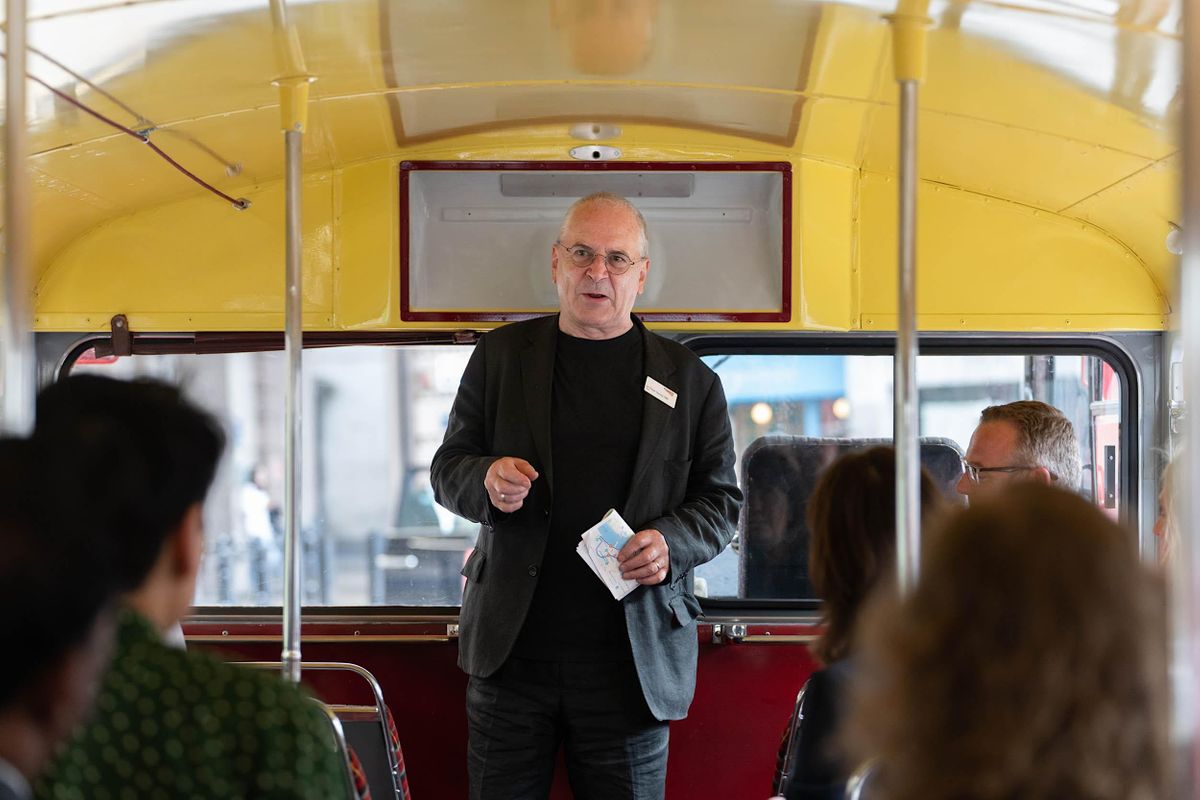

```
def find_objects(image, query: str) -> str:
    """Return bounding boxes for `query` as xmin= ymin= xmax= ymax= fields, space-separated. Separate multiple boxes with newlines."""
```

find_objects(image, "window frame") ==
xmin=54 ymin=329 xmax=1141 ymax=616
xmin=683 ymin=332 xmax=1141 ymax=614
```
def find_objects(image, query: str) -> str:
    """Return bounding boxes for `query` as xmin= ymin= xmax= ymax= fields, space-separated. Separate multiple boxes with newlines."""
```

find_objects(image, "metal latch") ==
xmin=1170 ymin=362 xmax=1187 ymax=435
xmin=711 ymin=623 xmax=747 ymax=643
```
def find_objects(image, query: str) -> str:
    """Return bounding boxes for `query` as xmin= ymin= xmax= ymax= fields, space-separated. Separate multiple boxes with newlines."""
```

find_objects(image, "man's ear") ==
xmin=1030 ymin=466 xmax=1054 ymax=485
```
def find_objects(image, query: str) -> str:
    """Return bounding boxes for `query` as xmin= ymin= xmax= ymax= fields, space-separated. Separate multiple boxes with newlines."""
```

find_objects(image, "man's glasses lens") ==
xmin=563 ymin=245 xmax=637 ymax=274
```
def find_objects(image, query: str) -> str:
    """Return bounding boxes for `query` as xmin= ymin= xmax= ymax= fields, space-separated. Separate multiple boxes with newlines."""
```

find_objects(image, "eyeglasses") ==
xmin=555 ymin=242 xmax=645 ymax=275
xmin=960 ymin=459 xmax=1055 ymax=484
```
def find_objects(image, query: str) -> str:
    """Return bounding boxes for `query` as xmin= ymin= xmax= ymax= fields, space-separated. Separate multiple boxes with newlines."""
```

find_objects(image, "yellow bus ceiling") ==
xmin=10 ymin=0 xmax=1179 ymax=332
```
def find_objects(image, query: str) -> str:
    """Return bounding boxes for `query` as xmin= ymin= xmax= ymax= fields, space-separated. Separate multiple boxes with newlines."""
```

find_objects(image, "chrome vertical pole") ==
xmin=3 ymin=0 xmax=34 ymax=435
xmin=1172 ymin=0 xmax=1200 ymax=784
xmin=888 ymin=2 xmax=931 ymax=593
xmin=895 ymin=79 xmax=921 ymax=593
xmin=271 ymin=0 xmax=313 ymax=686
xmin=281 ymin=127 xmax=303 ymax=685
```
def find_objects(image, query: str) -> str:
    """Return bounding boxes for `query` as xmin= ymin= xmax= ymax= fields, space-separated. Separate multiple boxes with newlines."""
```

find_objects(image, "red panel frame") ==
xmin=398 ymin=160 xmax=793 ymax=324
xmin=186 ymin=619 xmax=818 ymax=799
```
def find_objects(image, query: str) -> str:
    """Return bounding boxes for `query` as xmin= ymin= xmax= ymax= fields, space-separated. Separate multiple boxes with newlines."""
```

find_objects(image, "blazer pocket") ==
xmin=668 ymin=590 xmax=702 ymax=628
xmin=460 ymin=548 xmax=487 ymax=583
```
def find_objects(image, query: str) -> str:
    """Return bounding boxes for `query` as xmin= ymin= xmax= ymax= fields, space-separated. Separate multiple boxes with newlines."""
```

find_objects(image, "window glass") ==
xmin=695 ymin=352 xmax=1123 ymax=602
xmin=71 ymin=345 xmax=473 ymax=606
xmin=67 ymin=346 xmax=1124 ymax=607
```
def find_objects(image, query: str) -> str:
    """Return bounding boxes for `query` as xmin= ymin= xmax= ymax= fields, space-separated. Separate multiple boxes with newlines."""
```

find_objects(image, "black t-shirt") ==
xmin=512 ymin=325 xmax=644 ymax=662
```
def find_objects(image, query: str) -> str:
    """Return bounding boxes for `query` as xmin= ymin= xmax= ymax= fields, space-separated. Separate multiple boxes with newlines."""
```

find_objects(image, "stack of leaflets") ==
xmin=576 ymin=508 xmax=640 ymax=600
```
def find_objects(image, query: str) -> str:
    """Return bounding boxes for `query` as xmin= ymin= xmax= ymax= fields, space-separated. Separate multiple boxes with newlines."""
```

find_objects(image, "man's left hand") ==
xmin=618 ymin=529 xmax=670 ymax=586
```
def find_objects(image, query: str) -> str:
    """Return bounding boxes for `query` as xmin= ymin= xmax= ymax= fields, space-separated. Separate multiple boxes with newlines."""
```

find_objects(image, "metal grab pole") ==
xmin=281 ymin=127 xmax=303 ymax=685
xmin=1172 ymin=0 xmax=1200 ymax=786
xmin=3 ymin=0 xmax=34 ymax=435
xmin=271 ymin=0 xmax=313 ymax=686
xmin=888 ymin=2 xmax=930 ymax=593
xmin=895 ymin=79 xmax=921 ymax=593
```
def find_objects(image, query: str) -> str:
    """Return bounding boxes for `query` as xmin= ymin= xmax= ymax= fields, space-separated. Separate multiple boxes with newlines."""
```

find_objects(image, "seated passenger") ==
xmin=956 ymin=401 xmax=1082 ymax=502
xmin=780 ymin=447 xmax=941 ymax=800
xmin=0 ymin=439 xmax=117 ymax=800
xmin=846 ymin=482 xmax=1168 ymax=800
xmin=34 ymin=376 xmax=349 ymax=800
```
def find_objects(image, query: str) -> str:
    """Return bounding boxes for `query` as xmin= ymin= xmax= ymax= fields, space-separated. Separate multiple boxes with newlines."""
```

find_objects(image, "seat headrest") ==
xmin=737 ymin=436 xmax=963 ymax=599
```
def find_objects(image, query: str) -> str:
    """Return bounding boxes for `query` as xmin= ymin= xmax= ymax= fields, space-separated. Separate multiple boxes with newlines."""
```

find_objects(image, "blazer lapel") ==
xmin=626 ymin=318 xmax=678 ymax=506
xmin=521 ymin=315 xmax=558 ymax=491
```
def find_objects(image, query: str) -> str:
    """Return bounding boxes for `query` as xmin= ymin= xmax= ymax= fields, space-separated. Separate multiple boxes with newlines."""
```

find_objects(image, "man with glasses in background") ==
xmin=956 ymin=400 xmax=1083 ymax=502
xmin=432 ymin=192 xmax=742 ymax=799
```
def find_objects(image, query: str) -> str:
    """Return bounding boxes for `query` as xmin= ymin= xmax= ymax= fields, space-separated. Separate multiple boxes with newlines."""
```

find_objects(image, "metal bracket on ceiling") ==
xmin=110 ymin=314 xmax=132 ymax=357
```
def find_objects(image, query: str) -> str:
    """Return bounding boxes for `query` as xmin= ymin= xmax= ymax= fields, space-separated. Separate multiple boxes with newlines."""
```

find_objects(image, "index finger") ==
xmin=617 ymin=531 xmax=656 ymax=560
xmin=512 ymin=458 xmax=540 ymax=481
xmin=497 ymin=459 xmax=534 ymax=488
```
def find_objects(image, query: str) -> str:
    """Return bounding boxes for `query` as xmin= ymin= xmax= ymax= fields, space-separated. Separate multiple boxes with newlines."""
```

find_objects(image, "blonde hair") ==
xmin=1157 ymin=457 xmax=1179 ymax=566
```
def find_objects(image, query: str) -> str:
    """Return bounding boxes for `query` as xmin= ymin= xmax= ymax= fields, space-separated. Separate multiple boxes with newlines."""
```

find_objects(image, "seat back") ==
xmin=773 ymin=684 xmax=807 ymax=796
xmin=845 ymin=761 xmax=876 ymax=800
xmin=236 ymin=661 xmax=410 ymax=800
xmin=309 ymin=699 xmax=370 ymax=800
xmin=340 ymin=711 xmax=394 ymax=800
xmin=738 ymin=436 xmax=963 ymax=599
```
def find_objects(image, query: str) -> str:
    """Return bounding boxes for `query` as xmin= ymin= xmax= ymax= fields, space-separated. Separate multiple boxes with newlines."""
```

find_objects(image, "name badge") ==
xmin=644 ymin=376 xmax=677 ymax=409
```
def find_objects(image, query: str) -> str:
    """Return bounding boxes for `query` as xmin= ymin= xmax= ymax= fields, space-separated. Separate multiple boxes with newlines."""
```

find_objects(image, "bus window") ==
xmin=67 ymin=344 xmax=1126 ymax=607
xmin=71 ymin=345 xmax=474 ymax=607
xmin=695 ymin=351 xmax=1126 ymax=602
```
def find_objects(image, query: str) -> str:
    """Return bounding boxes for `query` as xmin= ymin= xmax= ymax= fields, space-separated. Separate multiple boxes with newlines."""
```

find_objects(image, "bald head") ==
xmin=560 ymin=192 xmax=649 ymax=257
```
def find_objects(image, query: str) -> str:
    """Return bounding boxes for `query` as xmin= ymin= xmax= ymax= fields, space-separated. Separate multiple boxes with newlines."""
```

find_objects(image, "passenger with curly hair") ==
xmin=846 ymin=482 xmax=1169 ymax=800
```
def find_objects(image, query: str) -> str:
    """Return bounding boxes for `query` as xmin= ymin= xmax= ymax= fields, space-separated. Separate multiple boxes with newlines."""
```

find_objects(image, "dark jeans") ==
xmin=466 ymin=656 xmax=670 ymax=800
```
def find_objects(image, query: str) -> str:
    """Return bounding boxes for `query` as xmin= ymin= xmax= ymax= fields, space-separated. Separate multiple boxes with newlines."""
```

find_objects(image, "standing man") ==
xmin=956 ymin=400 xmax=1082 ymax=501
xmin=431 ymin=192 xmax=742 ymax=799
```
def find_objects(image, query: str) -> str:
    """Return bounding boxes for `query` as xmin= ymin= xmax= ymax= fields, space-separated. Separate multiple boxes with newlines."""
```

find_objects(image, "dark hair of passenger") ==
xmin=807 ymin=446 xmax=942 ymax=665
xmin=33 ymin=375 xmax=225 ymax=593
xmin=845 ymin=482 xmax=1169 ymax=800
xmin=0 ymin=437 xmax=115 ymax=709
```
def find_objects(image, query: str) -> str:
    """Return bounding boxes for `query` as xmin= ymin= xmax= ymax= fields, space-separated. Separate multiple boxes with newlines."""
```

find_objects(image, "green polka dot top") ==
xmin=36 ymin=610 xmax=350 ymax=800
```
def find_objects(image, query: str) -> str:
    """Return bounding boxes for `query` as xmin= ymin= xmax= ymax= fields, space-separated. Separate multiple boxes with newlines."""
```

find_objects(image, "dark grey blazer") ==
xmin=431 ymin=314 xmax=742 ymax=721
